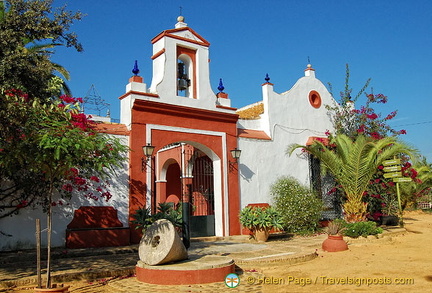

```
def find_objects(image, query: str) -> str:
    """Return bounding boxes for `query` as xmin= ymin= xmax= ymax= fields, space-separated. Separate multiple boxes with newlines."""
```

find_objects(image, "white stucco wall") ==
xmin=238 ymin=68 xmax=335 ymax=208
xmin=147 ymin=23 xmax=234 ymax=115
xmin=0 ymin=135 xmax=129 ymax=251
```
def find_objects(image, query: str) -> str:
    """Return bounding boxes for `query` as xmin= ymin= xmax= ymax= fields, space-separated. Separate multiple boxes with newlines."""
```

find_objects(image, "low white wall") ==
xmin=0 ymin=135 xmax=129 ymax=251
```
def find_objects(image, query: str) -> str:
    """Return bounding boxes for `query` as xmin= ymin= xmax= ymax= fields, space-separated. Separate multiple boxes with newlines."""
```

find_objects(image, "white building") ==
xmin=0 ymin=16 xmax=336 ymax=251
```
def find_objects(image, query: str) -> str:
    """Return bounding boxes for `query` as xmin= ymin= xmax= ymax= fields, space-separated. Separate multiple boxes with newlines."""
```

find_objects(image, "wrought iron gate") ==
xmin=309 ymin=154 xmax=342 ymax=220
xmin=187 ymin=148 xmax=215 ymax=237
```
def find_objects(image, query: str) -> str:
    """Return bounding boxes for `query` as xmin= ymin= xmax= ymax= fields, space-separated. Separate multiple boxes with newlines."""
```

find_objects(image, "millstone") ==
xmin=138 ymin=219 xmax=188 ymax=265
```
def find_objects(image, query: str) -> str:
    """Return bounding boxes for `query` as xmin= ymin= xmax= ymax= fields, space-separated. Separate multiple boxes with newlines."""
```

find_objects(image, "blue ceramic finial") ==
xmin=265 ymin=73 xmax=270 ymax=83
xmin=218 ymin=78 xmax=225 ymax=92
xmin=132 ymin=60 xmax=140 ymax=76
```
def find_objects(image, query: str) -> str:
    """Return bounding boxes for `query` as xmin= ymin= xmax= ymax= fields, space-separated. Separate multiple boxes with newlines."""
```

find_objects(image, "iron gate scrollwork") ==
xmin=185 ymin=148 xmax=215 ymax=237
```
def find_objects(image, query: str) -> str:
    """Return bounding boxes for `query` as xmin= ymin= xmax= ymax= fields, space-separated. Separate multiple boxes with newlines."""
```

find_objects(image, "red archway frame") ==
xmin=128 ymin=99 xmax=240 ymax=243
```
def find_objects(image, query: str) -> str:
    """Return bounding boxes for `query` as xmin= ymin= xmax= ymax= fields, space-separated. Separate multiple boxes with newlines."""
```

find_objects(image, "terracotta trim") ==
xmin=168 ymin=34 xmax=210 ymax=47
xmin=216 ymin=105 xmax=237 ymax=111
xmin=119 ymin=91 xmax=159 ymax=100
xmin=305 ymin=68 xmax=316 ymax=71
xmin=237 ymin=128 xmax=271 ymax=140
xmin=306 ymin=136 xmax=329 ymax=146
xmin=216 ymin=92 xmax=228 ymax=99
xmin=129 ymin=75 xmax=143 ymax=83
xmin=308 ymin=90 xmax=322 ymax=109
xmin=133 ymin=99 xmax=238 ymax=123
xmin=261 ymin=82 xmax=274 ymax=86
xmin=152 ymin=27 xmax=210 ymax=47
xmin=151 ymin=48 xmax=165 ymax=60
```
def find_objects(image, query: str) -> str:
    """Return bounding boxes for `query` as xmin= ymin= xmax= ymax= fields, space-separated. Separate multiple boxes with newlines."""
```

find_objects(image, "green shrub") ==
xmin=343 ymin=221 xmax=383 ymax=238
xmin=239 ymin=206 xmax=284 ymax=231
xmin=131 ymin=202 xmax=182 ymax=232
xmin=271 ymin=176 xmax=323 ymax=234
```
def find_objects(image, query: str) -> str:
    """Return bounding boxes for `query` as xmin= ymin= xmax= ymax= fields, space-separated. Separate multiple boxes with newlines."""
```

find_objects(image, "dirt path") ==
xmin=254 ymin=210 xmax=432 ymax=293
xmin=7 ymin=211 xmax=432 ymax=292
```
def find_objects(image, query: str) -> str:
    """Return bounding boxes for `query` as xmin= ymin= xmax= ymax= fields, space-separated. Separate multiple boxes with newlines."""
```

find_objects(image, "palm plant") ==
xmin=288 ymin=134 xmax=416 ymax=222
xmin=24 ymin=40 xmax=72 ymax=96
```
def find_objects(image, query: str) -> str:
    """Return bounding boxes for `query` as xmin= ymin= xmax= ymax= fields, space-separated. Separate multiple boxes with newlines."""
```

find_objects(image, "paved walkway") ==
xmin=0 ymin=229 xmax=405 ymax=292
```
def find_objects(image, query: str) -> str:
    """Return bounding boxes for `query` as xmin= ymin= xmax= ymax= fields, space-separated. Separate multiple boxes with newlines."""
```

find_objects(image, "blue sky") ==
xmin=52 ymin=1 xmax=432 ymax=160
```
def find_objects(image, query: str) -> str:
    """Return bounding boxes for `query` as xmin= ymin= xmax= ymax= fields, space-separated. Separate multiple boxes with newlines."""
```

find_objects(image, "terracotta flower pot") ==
xmin=322 ymin=235 xmax=348 ymax=252
xmin=254 ymin=228 xmax=270 ymax=242
xmin=34 ymin=285 xmax=70 ymax=293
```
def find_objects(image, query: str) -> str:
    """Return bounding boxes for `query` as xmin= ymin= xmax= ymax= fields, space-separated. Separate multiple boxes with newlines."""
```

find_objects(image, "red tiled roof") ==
xmin=306 ymin=136 xmax=329 ymax=146
xmin=236 ymin=103 xmax=264 ymax=119
xmin=238 ymin=128 xmax=271 ymax=140
xmin=92 ymin=123 xmax=130 ymax=136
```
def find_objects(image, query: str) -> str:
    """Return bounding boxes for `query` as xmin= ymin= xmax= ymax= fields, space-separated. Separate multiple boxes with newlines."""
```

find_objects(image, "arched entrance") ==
xmin=156 ymin=142 xmax=216 ymax=237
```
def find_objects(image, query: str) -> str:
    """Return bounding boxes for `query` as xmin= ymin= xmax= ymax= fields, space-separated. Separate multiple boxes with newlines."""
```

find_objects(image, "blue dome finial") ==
xmin=218 ymin=78 xmax=225 ymax=92
xmin=132 ymin=60 xmax=140 ymax=76
xmin=265 ymin=73 xmax=270 ymax=83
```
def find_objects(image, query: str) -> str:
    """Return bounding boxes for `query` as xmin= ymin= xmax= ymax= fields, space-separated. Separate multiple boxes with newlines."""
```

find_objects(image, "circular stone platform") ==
xmin=136 ymin=255 xmax=235 ymax=285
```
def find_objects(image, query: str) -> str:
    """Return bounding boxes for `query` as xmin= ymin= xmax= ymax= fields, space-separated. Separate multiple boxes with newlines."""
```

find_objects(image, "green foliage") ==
xmin=240 ymin=207 xmax=283 ymax=231
xmin=326 ymin=219 xmax=346 ymax=235
xmin=0 ymin=0 xmax=83 ymax=98
xmin=131 ymin=203 xmax=183 ymax=232
xmin=239 ymin=206 xmax=283 ymax=232
xmin=0 ymin=90 xmax=128 ymax=218
xmin=288 ymin=135 xmax=416 ymax=222
xmin=399 ymin=158 xmax=432 ymax=209
xmin=342 ymin=221 xmax=383 ymax=238
xmin=271 ymin=176 xmax=323 ymax=234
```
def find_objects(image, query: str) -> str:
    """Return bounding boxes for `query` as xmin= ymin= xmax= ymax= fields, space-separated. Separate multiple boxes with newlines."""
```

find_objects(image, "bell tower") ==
xmin=148 ymin=16 xmax=229 ymax=109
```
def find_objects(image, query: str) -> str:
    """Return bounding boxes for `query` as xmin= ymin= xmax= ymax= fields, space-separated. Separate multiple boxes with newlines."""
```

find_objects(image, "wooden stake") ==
xmin=36 ymin=219 xmax=41 ymax=288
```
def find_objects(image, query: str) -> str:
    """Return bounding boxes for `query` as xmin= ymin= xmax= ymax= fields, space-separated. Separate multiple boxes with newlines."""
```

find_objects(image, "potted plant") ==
xmin=322 ymin=220 xmax=348 ymax=252
xmin=239 ymin=206 xmax=283 ymax=242
xmin=380 ymin=194 xmax=399 ymax=226
xmin=131 ymin=202 xmax=183 ymax=234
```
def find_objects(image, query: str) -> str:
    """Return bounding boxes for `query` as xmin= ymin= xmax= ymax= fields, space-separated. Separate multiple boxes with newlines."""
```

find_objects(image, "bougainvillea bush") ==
xmin=0 ymin=88 xmax=128 ymax=288
xmin=0 ymin=89 xmax=128 ymax=218
xmin=320 ymin=64 xmax=426 ymax=221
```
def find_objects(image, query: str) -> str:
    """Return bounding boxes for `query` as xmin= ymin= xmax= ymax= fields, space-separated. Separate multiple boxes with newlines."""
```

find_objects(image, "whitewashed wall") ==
xmin=238 ymin=68 xmax=335 ymax=208
xmin=0 ymin=135 xmax=129 ymax=251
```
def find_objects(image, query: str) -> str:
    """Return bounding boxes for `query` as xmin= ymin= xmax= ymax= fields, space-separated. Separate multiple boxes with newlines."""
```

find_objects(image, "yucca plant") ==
xmin=288 ymin=134 xmax=416 ymax=222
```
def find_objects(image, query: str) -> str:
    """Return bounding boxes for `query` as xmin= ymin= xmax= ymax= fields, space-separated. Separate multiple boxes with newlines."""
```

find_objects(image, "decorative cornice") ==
xmin=151 ymin=27 xmax=210 ymax=47
xmin=151 ymin=49 xmax=166 ymax=60
xmin=132 ymin=99 xmax=238 ymax=123
xmin=216 ymin=105 xmax=237 ymax=111
xmin=118 ymin=91 xmax=159 ymax=100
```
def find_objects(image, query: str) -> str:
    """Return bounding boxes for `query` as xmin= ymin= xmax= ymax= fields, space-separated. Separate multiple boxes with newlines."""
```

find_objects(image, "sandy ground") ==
xmin=253 ymin=210 xmax=432 ymax=293
xmin=7 ymin=210 xmax=432 ymax=292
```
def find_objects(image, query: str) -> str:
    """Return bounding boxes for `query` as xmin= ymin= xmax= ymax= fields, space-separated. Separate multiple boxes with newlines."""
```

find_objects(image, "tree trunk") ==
xmin=46 ymin=184 xmax=53 ymax=288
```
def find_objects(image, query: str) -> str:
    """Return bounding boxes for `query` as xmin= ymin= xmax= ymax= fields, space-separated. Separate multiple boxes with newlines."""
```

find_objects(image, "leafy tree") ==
xmin=0 ymin=1 xmax=127 ymax=289
xmin=0 ymin=0 xmax=83 ymax=98
xmin=0 ymin=89 xmax=128 ymax=288
xmin=0 ymin=0 xmax=83 ymax=218
xmin=288 ymin=134 xmax=416 ymax=222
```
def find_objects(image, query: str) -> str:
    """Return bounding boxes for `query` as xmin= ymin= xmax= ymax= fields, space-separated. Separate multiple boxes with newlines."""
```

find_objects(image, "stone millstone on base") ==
xmin=138 ymin=219 xmax=188 ymax=265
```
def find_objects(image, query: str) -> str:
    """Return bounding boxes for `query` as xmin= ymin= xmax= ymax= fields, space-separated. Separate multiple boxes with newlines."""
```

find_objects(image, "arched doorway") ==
xmin=157 ymin=142 xmax=216 ymax=237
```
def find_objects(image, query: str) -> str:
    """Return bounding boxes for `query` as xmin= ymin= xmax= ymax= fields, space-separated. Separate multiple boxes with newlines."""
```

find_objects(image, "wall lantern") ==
xmin=142 ymin=143 xmax=155 ymax=172
xmin=230 ymin=148 xmax=241 ymax=164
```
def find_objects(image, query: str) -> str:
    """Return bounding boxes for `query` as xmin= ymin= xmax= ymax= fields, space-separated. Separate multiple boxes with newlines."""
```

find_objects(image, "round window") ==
xmin=309 ymin=90 xmax=322 ymax=108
